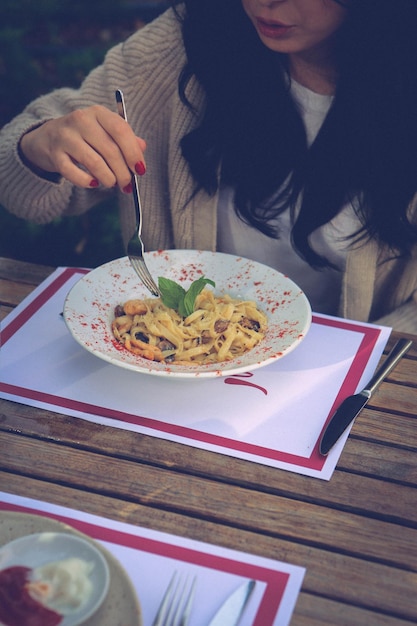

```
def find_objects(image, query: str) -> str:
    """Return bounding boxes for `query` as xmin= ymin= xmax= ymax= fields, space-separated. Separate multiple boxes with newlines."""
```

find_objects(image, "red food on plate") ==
xmin=0 ymin=565 xmax=62 ymax=626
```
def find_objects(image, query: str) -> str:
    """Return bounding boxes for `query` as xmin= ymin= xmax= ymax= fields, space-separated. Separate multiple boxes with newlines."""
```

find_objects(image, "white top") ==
xmin=217 ymin=80 xmax=361 ymax=314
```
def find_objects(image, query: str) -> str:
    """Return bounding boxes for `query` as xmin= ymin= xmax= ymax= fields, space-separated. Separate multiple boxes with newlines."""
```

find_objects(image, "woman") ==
xmin=1 ymin=0 xmax=417 ymax=330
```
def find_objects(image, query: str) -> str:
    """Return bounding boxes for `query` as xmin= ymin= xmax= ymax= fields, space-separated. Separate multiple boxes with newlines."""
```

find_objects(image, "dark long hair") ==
xmin=174 ymin=0 xmax=417 ymax=267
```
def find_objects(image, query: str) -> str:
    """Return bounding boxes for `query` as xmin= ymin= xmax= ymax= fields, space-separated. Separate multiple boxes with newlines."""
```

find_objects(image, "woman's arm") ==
xmin=0 ymin=8 xmax=181 ymax=224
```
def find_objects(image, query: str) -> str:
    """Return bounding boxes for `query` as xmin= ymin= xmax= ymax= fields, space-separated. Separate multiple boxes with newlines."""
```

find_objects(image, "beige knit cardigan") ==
xmin=1 ymin=9 xmax=416 ymax=332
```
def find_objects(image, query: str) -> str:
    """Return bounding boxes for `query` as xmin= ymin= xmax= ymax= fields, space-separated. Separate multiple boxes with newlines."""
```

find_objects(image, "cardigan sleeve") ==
xmin=0 ymin=9 xmax=184 ymax=225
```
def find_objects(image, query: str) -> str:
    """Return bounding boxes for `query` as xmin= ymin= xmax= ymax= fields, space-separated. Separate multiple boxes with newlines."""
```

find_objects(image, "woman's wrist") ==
xmin=18 ymin=124 xmax=61 ymax=183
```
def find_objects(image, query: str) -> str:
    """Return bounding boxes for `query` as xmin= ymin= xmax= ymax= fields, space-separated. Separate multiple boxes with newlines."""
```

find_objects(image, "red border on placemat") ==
xmin=1 ymin=267 xmax=88 ymax=344
xmin=0 ymin=501 xmax=289 ymax=626
xmin=0 ymin=269 xmax=381 ymax=471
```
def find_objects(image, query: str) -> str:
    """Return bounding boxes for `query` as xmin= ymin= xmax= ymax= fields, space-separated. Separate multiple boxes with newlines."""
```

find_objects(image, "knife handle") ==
xmin=365 ymin=338 xmax=413 ymax=396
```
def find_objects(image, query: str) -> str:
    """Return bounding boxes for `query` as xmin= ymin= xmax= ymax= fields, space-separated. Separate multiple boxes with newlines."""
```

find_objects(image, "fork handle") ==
xmin=130 ymin=175 xmax=143 ymax=236
xmin=115 ymin=89 xmax=143 ymax=234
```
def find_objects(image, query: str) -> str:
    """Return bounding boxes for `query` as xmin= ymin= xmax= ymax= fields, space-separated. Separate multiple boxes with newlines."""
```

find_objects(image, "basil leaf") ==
xmin=159 ymin=275 xmax=215 ymax=317
xmin=158 ymin=277 xmax=186 ymax=310
xmin=180 ymin=276 xmax=216 ymax=317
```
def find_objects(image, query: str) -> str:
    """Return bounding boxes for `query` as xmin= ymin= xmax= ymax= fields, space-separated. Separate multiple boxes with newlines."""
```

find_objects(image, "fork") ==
xmin=152 ymin=572 xmax=197 ymax=626
xmin=115 ymin=89 xmax=160 ymax=297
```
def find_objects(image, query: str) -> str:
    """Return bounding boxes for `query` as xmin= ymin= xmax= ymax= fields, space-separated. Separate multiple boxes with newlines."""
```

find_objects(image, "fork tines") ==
xmin=129 ymin=256 xmax=160 ymax=296
xmin=152 ymin=571 xmax=197 ymax=626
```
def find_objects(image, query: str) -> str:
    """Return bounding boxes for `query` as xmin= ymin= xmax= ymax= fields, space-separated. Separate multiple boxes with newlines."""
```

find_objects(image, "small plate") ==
xmin=0 ymin=532 xmax=109 ymax=626
xmin=0 ymin=512 xmax=142 ymax=626
xmin=64 ymin=250 xmax=312 ymax=379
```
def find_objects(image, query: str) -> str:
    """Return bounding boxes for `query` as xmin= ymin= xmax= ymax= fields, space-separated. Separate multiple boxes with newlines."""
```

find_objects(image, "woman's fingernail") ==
xmin=123 ymin=182 xmax=133 ymax=194
xmin=135 ymin=161 xmax=146 ymax=176
xmin=89 ymin=178 xmax=99 ymax=188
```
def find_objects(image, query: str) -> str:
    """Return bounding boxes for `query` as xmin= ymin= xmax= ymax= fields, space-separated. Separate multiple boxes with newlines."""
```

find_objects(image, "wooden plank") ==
xmin=0 ymin=278 xmax=37 ymax=307
xmin=0 ymin=304 xmax=12 ymax=321
xmin=367 ymin=382 xmax=417 ymax=415
xmin=386 ymin=358 xmax=417 ymax=385
xmin=1 ymin=433 xmax=416 ymax=569
xmin=339 ymin=438 xmax=417 ymax=484
xmin=293 ymin=593 xmax=414 ymax=626
xmin=0 ymin=257 xmax=54 ymax=285
xmin=1 ymin=404 xmax=416 ymax=515
xmin=1 ymin=475 xmax=416 ymax=623
xmin=351 ymin=410 xmax=417 ymax=450
xmin=0 ymin=257 xmax=53 ymax=308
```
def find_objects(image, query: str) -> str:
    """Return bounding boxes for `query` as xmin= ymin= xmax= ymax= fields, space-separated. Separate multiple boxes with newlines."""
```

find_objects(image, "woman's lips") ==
xmin=255 ymin=18 xmax=294 ymax=38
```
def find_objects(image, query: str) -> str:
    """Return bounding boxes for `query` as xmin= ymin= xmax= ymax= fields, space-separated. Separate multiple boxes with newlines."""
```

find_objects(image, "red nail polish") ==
xmin=123 ymin=182 xmax=133 ymax=194
xmin=135 ymin=161 xmax=146 ymax=176
xmin=89 ymin=178 xmax=99 ymax=188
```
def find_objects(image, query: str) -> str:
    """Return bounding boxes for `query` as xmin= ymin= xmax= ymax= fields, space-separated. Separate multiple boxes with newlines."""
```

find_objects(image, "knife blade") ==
xmin=319 ymin=338 xmax=413 ymax=456
xmin=208 ymin=579 xmax=256 ymax=626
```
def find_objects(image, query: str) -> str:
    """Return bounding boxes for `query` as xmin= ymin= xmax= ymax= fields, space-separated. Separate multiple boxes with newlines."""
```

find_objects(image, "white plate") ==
xmin=0 ymin=532 xmax=110 ymax=625
xmin=64 ymin=250 xmax=312 ymax=379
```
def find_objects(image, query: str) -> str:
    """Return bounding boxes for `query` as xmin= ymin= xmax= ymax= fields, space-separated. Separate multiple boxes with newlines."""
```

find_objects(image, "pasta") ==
xmin=111 ymin=289 xmax=267 ymax=365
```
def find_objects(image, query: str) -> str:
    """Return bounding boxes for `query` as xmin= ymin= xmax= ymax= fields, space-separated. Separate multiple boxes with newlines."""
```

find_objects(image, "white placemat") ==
xmin=0 ymin=491 xmax=305 ymax=626
xmin=0 ymin=268 xmax=391 ymax=479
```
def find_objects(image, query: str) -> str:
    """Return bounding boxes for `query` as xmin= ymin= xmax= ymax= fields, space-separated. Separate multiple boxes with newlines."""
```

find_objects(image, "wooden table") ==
xmin=1 ymin=256 xmax=416 ymax=625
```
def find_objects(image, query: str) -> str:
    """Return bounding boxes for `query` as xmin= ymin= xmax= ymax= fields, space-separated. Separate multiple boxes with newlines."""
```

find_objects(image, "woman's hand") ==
xmin=19 ymin=105 xmax=147 ymax=190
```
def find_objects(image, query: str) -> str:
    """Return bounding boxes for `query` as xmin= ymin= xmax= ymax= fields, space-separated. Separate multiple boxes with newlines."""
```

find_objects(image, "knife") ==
xmin=208 ymin=579 xmax=256 ymax=626
xmin=319 ymin=338 xmax=413 ymax=456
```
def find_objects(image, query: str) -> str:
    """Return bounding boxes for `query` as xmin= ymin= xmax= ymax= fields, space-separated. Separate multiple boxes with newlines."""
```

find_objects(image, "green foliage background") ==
xmin=0 ymin=0 xmax=166 ymax=268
